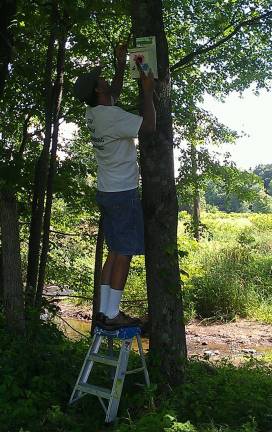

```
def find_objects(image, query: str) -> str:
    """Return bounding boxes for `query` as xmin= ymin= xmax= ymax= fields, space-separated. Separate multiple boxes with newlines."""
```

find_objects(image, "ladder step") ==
xmin=77 ymin=383 xmax=111 ymax=399
xmin=88 ymin=353 xmax=118 ymax=367
xmin=126 ymin=367 xmax=145 ymax=375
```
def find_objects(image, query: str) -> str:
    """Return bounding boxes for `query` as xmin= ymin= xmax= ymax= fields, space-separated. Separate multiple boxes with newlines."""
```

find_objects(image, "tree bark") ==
xmin=131 ymin=0 xmax=187 ymax=384
xmin=0 ymin=248 xmax=3 ymax=303
xmin=91 ymin=215 xmax=104 ymax=335
xmin=0 ymin=191 xmax=25 ymax=333
xmin=36 ymin=33 xmax=67 ymax=309
xmin=25 ymin=10 xmax=57 ymax=308
xmin=0 ymin=0 xmax=17 ymax=98
xmin=192 ymin=190 xmax=201 ymax=241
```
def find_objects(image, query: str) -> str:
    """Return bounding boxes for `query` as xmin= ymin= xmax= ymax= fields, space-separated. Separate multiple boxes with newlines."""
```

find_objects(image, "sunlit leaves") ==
xmin=1 ymin=0 xmax=272 ymax=214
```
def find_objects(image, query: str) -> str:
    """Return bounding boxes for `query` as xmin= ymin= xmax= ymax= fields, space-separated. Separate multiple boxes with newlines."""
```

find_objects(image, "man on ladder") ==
xmin=71 ymin=43 xmax=155 ymax=423
xmin=74 ymin=43 xmax=156 ymax=330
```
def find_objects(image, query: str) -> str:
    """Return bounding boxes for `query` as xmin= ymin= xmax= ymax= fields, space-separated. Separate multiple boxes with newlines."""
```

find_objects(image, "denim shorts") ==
xmin=96 ymin=188 xmax=145 ymax=256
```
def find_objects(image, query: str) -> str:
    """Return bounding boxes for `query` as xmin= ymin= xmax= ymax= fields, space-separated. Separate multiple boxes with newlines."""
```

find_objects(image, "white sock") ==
xmin=99 ymin=284 xmax=110 ymax=314
xmin=106 ymin=288 xmax=123 ymax=319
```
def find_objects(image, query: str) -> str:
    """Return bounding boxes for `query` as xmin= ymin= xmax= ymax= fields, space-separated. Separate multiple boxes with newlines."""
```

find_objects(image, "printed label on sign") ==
xmin=136 ymin=36 xmax=156 ymax=47
xmin=129 ymin=48 xmax=158 ymax=78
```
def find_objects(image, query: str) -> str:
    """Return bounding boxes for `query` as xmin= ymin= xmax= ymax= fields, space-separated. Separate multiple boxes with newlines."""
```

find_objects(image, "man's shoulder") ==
xmin=86 ymin=105 xmax=125 ymax=115
xmin=86 ymin=105 xmax=110 ymax=122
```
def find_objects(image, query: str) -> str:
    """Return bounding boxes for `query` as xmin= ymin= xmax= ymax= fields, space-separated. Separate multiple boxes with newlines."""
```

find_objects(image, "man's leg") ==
xmin=95 ymin=189 xmax=143 ymax=328
xmin=98 ymin=251 xmax=116 ymax=314
xmin=106 ymin=254 xmax=132 ymax=319
xmin=98 ymin=252 xmax=132 ymax=317
xmin=98 ymin=253 xmax=140 ymax=328
xmin=101 ymin=251 xmax=117 ymax=285
xmin=110 ymin=254 xmax=131 ymax=290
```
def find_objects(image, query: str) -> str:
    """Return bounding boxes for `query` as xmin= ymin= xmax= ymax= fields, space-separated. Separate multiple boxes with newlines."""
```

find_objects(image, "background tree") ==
xmin=253 ymin=164 xmax=272 ymax=195
xmin=176 ymin=109 xmax=238 ymax=239
xmin=0 ymin=0 xmax=17 ymax=97
xmin=0 ymin=0 xmax=24 ymax=331
xmin=166 ymin=0 xmax=272 ymax=234
xmin=204 ymin=168 xmax=271 ymax=213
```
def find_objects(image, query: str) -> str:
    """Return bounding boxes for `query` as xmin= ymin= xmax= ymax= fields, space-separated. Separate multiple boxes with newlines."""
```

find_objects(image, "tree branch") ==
xmin=171 ymin=10 xmax=272 ymax=72
xmin=56 ymin=314 xmax=89 ymax=338
xmin=44 ymin=293 xmax=147 ymax=303
xmin=49 ymin=229 xmax=96 ymax=237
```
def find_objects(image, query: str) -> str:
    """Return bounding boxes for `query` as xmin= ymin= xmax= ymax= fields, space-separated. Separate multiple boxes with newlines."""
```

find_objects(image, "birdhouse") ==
xmin=128 ymin=36 xmax=158 ymax=79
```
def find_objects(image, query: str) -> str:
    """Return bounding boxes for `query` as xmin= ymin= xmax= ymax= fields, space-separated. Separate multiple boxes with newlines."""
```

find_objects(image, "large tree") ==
xmin=131 ymin=0 xmax=187 ymax=385
xmin=0 ymin=0 xmax=25 ymax=332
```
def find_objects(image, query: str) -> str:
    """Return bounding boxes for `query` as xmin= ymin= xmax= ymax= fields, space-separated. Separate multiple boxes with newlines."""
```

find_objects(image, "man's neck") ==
xmin=97 ymin=94 xmax=112 ymax=106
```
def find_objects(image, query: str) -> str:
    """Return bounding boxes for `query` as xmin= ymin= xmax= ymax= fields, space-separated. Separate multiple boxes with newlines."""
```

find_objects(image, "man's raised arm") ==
xmin=110 ymin=44 xmax=127 ymax=102
xmin=139 ymin=68 xmax=156 ymax=134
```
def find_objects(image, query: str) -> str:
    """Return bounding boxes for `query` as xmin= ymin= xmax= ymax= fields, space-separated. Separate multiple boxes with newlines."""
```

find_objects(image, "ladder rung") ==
xmin=88 ymin=353 xmax=118 ymax=367
xmin=77 ymin=383 xmax=111 ymax=399
xmin=126 ymin=367 xmax=145 ymax=375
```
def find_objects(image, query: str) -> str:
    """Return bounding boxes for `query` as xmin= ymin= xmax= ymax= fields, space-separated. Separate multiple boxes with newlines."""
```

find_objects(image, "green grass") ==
xmin=178 ymin=212 xmax=272 ymax=323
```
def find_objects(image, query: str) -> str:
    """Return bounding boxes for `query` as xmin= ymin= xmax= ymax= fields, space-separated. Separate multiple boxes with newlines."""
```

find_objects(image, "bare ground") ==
xmin=54 ymin=299 xmax=272 ymax=362
xmin=186 ymin=319 xmax=272 ymax=362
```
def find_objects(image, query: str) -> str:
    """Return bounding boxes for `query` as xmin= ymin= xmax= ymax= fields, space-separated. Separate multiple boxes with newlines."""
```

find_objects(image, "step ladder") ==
xmin=68 ymin=325 xmax=150 ymax=423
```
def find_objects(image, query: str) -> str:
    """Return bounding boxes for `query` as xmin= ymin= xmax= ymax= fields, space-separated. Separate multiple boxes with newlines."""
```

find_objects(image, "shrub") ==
xmin=180 ymin=212 xmax=272 ymax=322
xmin=185 ymin=245 xmax=258 ymax=320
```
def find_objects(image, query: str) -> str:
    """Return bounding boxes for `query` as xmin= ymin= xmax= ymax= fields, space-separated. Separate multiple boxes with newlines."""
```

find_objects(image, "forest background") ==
xmin=0 ymin=0 xmax=272 ymax=431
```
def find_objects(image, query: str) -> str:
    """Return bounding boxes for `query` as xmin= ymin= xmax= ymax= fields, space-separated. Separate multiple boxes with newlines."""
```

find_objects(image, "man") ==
xmin=74 ymin=45 xmax=156 ymax=330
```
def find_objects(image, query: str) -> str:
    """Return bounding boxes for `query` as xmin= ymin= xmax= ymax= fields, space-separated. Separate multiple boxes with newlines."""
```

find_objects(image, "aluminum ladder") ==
xmin=68 ymin=325 xmax=150 ymax=423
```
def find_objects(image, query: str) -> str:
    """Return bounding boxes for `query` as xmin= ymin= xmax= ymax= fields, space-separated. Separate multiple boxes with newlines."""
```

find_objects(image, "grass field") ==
xmin=177 ymin=211 xmax=272 ymax=324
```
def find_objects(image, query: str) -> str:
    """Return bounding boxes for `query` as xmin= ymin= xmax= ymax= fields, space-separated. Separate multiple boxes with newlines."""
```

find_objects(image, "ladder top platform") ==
xmin=94 ymin=325 xmax=141 ymax=339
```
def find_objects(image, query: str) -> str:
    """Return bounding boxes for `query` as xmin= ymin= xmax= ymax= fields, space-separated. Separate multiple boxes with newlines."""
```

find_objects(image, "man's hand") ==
xmin=115 ymin=43 xmax=127 ymax=66
xmin=141 ymin=69 xmax=155 ymax=94
xmin=110 ymin=43 xmax=127 ymax=101
xmin=137 ymin=63 xmax=156 ymax=134
xmin=137 ymin=62 xmax=155 ymax=94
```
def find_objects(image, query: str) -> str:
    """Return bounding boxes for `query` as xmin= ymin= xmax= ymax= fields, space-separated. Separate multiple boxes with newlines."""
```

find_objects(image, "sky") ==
xmin=201 ymin=89 xmax=272 ymax=170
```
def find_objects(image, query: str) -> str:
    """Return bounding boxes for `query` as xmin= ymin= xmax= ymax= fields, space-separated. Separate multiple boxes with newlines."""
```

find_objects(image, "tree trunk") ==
xmin=91 ymin=215 xmax=104 ymax=335
xmin=36 ymin=33 xmax=66 ymax=309
xmin=131 ymin=0 xmax=187 ymax=385
xmin=25 ymin=14 xmax=57 ymax=308
xmin=190 ymin=144 xmax=201 ymax=241
xmin=0 ymin=248 xmax=3 ymax=303
xmin=192 ymin=190 xmax=201 ymax=241
xmin=0 ymin=0 xmax=17 ymax=98
xmin=0 ymin=191 xmax=25 ymax=333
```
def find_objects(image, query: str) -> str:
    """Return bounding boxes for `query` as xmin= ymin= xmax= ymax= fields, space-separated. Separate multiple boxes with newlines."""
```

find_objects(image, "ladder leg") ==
xmin=69 ymin=334 xmax=102 ymax=404
xmin=81 ymin=334 xmax=102 ymax=382
xmin=105 ymin=339 xmax=132 ymax=423
xmin=136 ymin=334 xmax=150 ymax=387
xmin=108 ymin=337 xmax=115 ymax=380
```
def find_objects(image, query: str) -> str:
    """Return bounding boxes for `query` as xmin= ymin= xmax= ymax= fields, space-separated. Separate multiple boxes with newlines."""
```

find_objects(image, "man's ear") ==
xmin=95 ymin=83 xmax=102 ymax=94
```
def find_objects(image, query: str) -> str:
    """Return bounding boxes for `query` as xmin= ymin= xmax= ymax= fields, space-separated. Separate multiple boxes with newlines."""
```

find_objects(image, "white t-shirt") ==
xmin=86 ymin=105 xmax=143 ymax=192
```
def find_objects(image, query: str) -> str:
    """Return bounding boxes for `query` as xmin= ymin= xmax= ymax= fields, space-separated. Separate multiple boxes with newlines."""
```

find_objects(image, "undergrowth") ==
xmin=1 ymin=319 xmax=271 ymax=432
xmin=179 ymin=212 xmax=272 ymax=323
